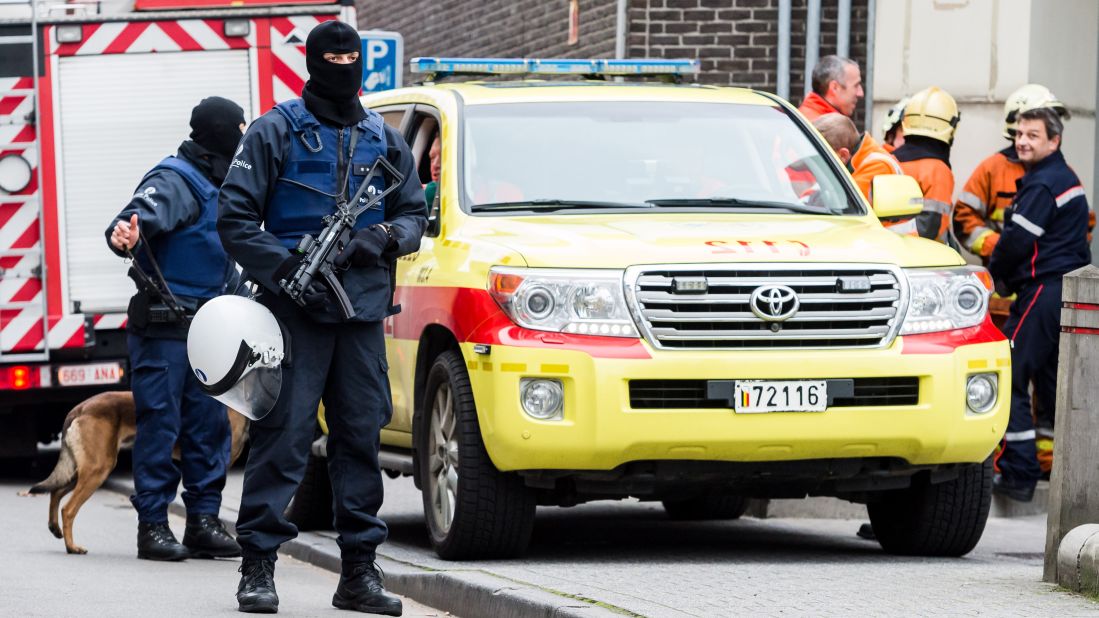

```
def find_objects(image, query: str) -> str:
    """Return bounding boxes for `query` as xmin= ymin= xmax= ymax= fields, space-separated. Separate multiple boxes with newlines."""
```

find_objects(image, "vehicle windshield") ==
xmin=462 ymin=100 xmax=860 ymax=215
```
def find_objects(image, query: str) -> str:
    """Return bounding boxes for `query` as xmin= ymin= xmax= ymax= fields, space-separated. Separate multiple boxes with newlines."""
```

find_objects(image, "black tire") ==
xmin=868 ymin=459 xmax=993 ymax=557
xmin=418 ymin=350 xmax=536 ymax=560
xmin=662 ymin=492 xmax=750 ymax=521
xmin=285 ymin=451 xmax=334 ymax=531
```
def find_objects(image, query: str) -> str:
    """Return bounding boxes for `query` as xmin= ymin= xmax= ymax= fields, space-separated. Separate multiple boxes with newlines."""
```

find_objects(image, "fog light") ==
xmin=966 ymin=373 xmax=997 ymax=415
xmin=520 ymin=378 xmax=563 ymax=420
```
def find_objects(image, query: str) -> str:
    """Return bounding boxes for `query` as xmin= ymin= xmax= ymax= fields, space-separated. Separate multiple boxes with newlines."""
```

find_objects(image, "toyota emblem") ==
xmin=749 ymin=285 xmax=799 ymax=322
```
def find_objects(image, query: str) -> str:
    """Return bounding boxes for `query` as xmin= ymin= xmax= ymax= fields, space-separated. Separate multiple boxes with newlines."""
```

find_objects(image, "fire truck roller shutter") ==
xmin=57 ymin=50 xmax=251 ymax=313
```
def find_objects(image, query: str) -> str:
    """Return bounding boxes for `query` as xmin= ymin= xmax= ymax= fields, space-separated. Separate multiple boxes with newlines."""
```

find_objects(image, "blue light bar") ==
xmin=410 ymin=57 xmax=700 ymax=77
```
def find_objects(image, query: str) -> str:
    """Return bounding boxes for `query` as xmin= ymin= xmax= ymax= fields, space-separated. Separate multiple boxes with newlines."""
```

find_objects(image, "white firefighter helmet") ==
xmin=1003 ymin=84 xmax=1070 ymax=139
xmin=187 ymin=295 xmax=285 ymax=421
xmin=881 ymin=96 xmax=909 ymax=139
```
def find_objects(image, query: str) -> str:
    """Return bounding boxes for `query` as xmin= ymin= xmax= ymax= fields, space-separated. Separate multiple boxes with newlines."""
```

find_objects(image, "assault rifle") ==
xmin=278 ymin=156 xmax=404 ymax=319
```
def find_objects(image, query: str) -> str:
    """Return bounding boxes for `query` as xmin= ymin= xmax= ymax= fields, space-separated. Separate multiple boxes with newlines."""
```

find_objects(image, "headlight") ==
xmin=900 ymin=266 xmax=992 ymax=335
xmin=489 ymin=268 xmax=639 ymax=337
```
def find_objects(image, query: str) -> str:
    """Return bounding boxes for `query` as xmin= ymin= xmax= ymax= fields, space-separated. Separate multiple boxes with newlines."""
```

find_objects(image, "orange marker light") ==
xmin=491 ymin=272 xmax=525 ymax=296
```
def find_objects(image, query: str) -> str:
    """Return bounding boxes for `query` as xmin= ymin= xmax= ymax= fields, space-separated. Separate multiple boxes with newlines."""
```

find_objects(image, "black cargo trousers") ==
xmin=235 ymin=301 xmax=392 ymax=563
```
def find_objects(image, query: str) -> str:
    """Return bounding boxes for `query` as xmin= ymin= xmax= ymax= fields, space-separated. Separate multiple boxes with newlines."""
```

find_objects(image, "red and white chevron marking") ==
xmin=93 ymin=313 xmax=128 ymax=330
xmin=49 ymin=18 xmax=256 ymax=56
xmin=269 ymin=15 xmax=335 ymax=103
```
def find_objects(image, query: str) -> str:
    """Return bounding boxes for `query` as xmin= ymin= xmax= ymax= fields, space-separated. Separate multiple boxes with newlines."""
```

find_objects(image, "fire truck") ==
xmin=0 ymin=0 xmax=356 ymax=456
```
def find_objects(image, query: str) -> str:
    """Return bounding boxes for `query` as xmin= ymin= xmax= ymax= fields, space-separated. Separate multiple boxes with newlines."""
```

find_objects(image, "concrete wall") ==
xmin=871 ymin=0 xmax=1097 ymax=216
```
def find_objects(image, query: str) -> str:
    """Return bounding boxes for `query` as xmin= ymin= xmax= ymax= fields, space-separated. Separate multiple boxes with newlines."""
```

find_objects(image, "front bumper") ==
xmin=465 ymin=325 xmax=1010 ymax=472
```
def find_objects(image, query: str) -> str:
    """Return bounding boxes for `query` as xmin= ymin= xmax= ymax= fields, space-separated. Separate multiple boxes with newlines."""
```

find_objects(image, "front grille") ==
xmin=629 ymin=378 xmax=920 ymax=409
xmin=629 ymin=265 xmax=904 ymax=349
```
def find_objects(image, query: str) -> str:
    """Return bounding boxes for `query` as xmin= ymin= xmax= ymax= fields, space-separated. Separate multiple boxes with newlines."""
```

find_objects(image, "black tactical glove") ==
xmin=301 ymin=280 xmax=329 ymax=309
xmin=334 ymin=225 xmax=392 ymax=268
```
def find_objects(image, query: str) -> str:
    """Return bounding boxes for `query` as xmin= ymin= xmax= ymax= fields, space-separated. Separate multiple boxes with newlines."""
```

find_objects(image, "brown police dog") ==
xmin=25 ymin=391 xmax=248 ymax=555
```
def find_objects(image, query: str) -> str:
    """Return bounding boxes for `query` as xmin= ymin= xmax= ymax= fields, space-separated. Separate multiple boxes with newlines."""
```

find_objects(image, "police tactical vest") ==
xmin=267 ymin=99 xmax=388 ymax=249
xmin=145 ymin=156 xmax=232 ymax=299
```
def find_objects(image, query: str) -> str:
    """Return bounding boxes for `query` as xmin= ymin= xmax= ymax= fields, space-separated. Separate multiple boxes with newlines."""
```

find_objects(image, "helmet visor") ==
xmin=212 ymin=364 xmax=282 ymax=421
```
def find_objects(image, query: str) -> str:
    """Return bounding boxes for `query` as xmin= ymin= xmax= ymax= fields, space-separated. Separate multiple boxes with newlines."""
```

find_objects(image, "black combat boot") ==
xmin=237 ymin=558 xmax=279 ymax=614
xmin=137 ymin=521 xmax=190 ymax=561
xmin=332 ymin=561 xmax=403 ymax=616
xmin=183 ymin=513 xmax=242 ymax=558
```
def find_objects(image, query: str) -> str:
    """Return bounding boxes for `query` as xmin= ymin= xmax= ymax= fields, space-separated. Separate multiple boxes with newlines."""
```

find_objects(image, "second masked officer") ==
xmin=217 ymin=20 xmax=426 ymax=616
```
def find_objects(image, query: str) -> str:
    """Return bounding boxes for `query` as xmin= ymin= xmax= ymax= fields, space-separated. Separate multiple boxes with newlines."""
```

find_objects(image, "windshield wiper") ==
xmin=645 ymin=197 xmax=832 ymax=215
xmin=471 ymin=199 xmax=651 ymax=212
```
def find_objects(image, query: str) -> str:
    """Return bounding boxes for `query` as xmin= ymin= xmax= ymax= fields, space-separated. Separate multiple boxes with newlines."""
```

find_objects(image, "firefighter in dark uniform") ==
xmin=105 ymin=96 xmax=245 ymax=561
xmin=217 ymin=21 xmax=426 ymax=616
xmin=989 ymin=106 xmax=1091 ymax=503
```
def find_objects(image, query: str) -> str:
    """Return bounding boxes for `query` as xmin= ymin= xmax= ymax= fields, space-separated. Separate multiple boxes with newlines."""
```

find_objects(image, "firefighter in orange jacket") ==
xmin=892 ymin=87 xmax=959 ymax=245
xmin=814 ymin=113 xmax=914 ymax=235
xmin=798 ymin=55 xmax=863 ymax=121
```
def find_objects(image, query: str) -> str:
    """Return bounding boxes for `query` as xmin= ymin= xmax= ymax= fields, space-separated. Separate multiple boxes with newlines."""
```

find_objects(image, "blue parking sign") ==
xmin=359 ymin=30 xmax=403 ymax=93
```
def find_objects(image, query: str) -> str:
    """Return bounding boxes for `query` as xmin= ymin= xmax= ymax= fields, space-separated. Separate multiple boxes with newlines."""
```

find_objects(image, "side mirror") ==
xmin=871 ymin=174 xmax=924 ymax=219
xmin=426 ymin=191 xmax=441 ymax=237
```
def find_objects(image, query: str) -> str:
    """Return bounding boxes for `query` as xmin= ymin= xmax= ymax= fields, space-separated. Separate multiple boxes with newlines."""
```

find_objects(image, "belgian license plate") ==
xmin=57 ymin=362 xmax=123 ymax=387
xmin=733 ymin=380 xmax=827 ymax=413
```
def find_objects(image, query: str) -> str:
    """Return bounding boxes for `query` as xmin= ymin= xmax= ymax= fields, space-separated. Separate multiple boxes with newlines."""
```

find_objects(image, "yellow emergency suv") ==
xmin=290 ymin=59 xmax=1011 ymax=561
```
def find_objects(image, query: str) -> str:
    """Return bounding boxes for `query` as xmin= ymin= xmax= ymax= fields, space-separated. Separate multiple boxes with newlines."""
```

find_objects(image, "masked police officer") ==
xmin=105 ymin=96 xmax=245 ymax=561
xmin=218 ymin=21 xmax=426 ymax=616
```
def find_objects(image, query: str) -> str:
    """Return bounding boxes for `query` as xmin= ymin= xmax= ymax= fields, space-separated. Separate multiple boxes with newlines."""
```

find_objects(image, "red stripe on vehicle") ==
xmin=271 ymin=54 xmax=305 ymax=98
xmin=9 ymin=320 xmax=44 ymax=352
xmin=103 ymin=23 xmax=151 ymax=54
xmin=0 ymin=202 xmax=21 ymax=231
xmin=54 ymin=24 xmax=101 ymax=56
xmin=8 ymin=279 xmax=41 ymax=303
xmin=157 ymin=21 xmax=202 ymax=51
xmin=255 ymin=18 xmax=274 ymax=111
xmin=203 ymin=19 xmax=252 ymax=50
xmin=0 ymin=93 xmax=26 ymax=116
xmin=1065 ymin=302 xmax=1099 ymax=311
xmin=900 ymin=315 xmax=1007 ymax=354
xmin=391 ymin=286 xmax=651 ymax=360
xmin=38 ymin=54 xmax=63 ymax=317
xmin=9 ymin=219 xmax=39 ymax=249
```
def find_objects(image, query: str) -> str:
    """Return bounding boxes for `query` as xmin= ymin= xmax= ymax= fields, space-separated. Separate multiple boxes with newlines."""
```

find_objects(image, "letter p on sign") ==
xmin=365 ymin=40 xmax=387 ymax=70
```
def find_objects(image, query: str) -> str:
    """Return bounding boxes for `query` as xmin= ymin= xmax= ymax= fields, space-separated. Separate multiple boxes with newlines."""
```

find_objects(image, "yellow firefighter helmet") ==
xmin=902 ymin=87 xmax=960 ymax=145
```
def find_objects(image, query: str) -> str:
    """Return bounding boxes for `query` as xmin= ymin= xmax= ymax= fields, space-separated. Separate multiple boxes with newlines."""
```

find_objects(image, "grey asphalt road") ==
xmin=0 ymin=456 xmax=444 ymax=618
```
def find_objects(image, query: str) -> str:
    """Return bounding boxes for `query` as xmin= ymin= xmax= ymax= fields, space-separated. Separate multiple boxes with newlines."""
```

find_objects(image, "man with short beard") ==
xmin=218 ymin=20 xmax=427 ymax=615
xmin=988 ymin=106 xmax=1091 ymax=503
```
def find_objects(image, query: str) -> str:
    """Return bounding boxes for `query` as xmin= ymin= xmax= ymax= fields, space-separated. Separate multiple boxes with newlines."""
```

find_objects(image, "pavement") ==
xmin=97 ymin=465 xmax=1099 ymax=618
xmin=0 ymin=458 xmax=443 ymax=617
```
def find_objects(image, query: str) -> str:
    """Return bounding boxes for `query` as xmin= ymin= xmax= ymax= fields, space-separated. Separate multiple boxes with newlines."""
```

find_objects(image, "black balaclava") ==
xmin=302 ymin=20 xmax=366 ymax=127
xmin=183 ymin=96 xmax=245 ymax=183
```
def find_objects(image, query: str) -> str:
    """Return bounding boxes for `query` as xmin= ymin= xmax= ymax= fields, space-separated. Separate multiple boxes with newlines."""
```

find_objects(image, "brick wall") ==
xmin=356 ymin=0 xmax=868 ymax=111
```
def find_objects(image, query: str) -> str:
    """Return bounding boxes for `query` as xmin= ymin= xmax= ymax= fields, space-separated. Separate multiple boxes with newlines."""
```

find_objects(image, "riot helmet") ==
xmin=187 ymin=295 xmax=284 ymax=421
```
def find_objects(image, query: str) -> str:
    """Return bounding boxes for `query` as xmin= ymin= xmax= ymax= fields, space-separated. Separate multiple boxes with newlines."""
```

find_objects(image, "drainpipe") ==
xmin=615 ymin=0 xmax=628 ymax=59
xmin=777 ymin=0 xmax=791 ymax=100
xmin=837 ymin=0 xmax=850 ymax=57
xmin=864 ymin=0 xmax=876 ymax=133
xmin=804 ymin=0 xmax=821 ymax=97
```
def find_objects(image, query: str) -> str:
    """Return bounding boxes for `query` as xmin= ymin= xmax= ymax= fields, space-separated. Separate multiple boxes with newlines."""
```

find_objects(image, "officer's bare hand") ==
xmin=111 ymin=214 xmax=140 ymax=251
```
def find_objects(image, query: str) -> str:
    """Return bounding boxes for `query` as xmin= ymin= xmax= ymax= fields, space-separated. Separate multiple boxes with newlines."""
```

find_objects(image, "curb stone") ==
xmin=1057 ymin=524 xmax=1099 ymax=595
xmin=103 ymin=478 xmax=621 ymax=618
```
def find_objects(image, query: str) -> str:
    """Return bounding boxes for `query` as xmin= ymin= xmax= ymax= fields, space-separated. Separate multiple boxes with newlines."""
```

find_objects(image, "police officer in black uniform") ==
xmin=106 ymin=96 xmax=245 ymax=561
xmin=989 ymin=106 xmax=1091 ymax=502
xmin=218 ymin=21 xmax=426 ymax=616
